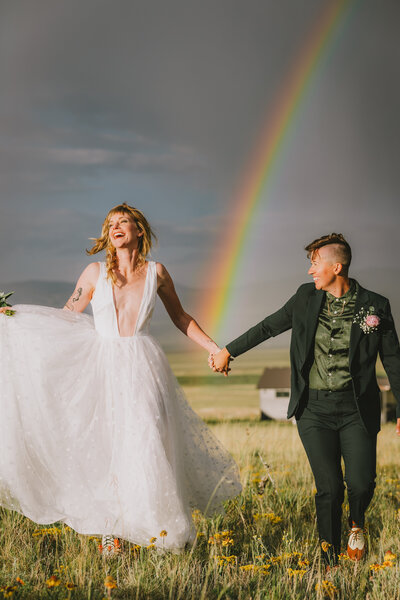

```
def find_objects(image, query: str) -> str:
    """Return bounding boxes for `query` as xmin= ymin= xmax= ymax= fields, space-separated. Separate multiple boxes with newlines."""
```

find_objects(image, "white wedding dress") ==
xmin=0 ymin=261 xmax=241 ymax=549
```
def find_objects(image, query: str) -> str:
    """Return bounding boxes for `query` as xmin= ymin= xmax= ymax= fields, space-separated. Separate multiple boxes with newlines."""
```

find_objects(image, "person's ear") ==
xmin=334 ymin=263 xmax=343 ymax=275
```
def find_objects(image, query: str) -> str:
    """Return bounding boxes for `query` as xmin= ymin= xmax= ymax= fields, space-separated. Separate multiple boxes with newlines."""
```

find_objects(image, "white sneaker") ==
xmin=101 ymin=534 xmax=116 ymax=557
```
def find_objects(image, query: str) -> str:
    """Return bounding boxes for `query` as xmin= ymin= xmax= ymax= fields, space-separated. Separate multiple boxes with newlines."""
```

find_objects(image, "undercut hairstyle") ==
xmin=305 ymin=233 xmax=352 ymax=274
xmin=87 ymin=203 xmax=157 ymax=284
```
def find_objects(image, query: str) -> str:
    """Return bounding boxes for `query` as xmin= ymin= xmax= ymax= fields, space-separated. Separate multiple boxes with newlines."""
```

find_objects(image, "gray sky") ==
xmin=1 ymin=0 xmax=399 ymax=336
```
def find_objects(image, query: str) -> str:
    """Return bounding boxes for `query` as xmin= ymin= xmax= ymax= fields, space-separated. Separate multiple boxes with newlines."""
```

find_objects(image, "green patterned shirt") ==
xmin=309 ymin=280 xmax=358 ymax=391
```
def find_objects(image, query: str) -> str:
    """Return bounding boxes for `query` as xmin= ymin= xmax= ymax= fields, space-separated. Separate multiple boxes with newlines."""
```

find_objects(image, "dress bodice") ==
xmin=91 ymin=261 xmax=157 ymax=338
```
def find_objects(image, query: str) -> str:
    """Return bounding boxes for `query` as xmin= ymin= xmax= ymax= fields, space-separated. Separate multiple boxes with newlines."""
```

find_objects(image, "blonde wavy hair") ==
xmin=87 ymin=203 xmax=157 ymax=284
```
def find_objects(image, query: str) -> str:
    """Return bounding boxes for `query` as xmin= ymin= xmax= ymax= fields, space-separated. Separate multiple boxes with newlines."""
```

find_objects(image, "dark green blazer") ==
xmin=226 ymin=282 xmax=400 ymax=435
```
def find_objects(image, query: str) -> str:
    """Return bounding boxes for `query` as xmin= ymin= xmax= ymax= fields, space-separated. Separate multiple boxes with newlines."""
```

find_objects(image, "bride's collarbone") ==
xmin=114 ymin=272 xmax=144 ymax=289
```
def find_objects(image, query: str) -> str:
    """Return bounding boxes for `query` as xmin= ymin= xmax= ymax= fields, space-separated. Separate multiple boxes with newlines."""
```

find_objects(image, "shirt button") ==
xmin=328 ymin=373 xmax=332 ymax=377
xmin=331 ymin=337 xmax=334 ymax=341
xmin=334 ymin=311 xmax=337 ymax=314
xmin=332 ymin=319 xmax=336 ymax=323
xmin=329 ymin=354 xmax=332 ymax=358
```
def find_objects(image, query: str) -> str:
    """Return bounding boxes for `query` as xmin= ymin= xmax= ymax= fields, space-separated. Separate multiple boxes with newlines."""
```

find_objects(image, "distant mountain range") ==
xmin=2 ymin=268 xmax=399 ymax=351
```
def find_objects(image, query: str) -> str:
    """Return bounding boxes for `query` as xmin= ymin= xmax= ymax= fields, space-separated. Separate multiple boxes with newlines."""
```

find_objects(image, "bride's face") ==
xmin=108 ymin=212 xmax=142 ymax=249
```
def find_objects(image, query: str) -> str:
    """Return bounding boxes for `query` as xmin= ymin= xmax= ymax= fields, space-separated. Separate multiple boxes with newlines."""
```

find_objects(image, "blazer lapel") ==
xmin=349 ymin=283 xmax=371 ymax=367
xmin=304 ymin=289 xmax=325 ymax=359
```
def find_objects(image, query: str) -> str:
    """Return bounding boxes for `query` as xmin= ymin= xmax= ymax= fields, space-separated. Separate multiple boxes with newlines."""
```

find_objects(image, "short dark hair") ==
xmin=305 ymin=233 xmax=352 ymax=273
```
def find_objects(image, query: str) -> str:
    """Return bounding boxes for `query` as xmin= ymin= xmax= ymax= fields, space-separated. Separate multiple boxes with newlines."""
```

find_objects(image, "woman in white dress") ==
xmin=0 ymin=203 xmax=241 ymax=553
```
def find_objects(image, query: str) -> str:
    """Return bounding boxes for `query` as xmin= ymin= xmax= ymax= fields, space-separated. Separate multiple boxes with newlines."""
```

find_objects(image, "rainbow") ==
xmin=203 ymin=0 xmax=359 ymax=339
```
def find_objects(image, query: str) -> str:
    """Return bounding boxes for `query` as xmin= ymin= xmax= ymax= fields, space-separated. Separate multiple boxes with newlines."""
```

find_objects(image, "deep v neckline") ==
xmin=111 ymin=261 xmax=150 ymax=338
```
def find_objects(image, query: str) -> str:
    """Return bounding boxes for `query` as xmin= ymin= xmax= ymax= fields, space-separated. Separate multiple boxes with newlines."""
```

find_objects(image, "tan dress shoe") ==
xmin=347 ymin=526 xmax=365 ymax=561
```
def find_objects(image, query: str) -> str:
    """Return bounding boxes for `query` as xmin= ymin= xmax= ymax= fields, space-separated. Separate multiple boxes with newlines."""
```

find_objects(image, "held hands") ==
xmin=208 ymin=347 xmax=233 ymax=377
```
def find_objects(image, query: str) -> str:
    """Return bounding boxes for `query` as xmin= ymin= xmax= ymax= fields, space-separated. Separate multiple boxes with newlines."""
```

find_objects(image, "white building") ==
xmin=257 ymin=367 xmax=291 ymax=421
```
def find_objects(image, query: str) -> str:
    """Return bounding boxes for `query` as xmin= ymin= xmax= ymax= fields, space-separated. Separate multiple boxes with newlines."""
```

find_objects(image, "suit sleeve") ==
xmin=226 ymin=292 xmax=296 ymax=358
xmin=378 ymin=299 xmax=400 ymax=419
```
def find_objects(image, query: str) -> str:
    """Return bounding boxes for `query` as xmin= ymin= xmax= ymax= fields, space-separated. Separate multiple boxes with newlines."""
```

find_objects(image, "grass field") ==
xmin=171 ymin=349 xmax=288 ymax=420
xmin=0 ymin=350 xmax=399 ymax=599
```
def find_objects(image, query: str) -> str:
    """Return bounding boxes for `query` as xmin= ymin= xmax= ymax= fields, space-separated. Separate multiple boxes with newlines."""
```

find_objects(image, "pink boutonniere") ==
xmin=353 ymin=307 xmax=380 ymax=334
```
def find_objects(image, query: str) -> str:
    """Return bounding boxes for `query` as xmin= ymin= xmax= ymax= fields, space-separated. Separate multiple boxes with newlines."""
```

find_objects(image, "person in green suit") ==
xmin=210 ymin=233 xmax=400 ymax=564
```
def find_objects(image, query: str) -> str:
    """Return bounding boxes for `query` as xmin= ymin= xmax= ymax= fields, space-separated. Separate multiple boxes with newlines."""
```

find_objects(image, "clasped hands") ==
xmin=208 ymin=347 xmax=233 ymax=376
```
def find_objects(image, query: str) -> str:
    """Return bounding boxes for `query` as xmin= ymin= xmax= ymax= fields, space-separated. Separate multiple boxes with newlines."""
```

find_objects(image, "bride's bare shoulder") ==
xmin=77 ymin=262 xmax=101 ymax=287
xmin=155 ymin=263 xmax=175 ymax=291
xmin=85 ymin=261 xmax=101 ymax=275
xmin=155 ymin=262 xmax=172 ymax=280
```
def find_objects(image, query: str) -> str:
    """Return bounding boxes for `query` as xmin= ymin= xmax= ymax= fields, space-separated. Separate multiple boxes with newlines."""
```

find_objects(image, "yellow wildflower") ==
xmin=253 ymin=512 xmax=282 ymax=524
xmin=15 ymin=578 xmax=24 ymax=586
xmin=240 ymin=564 xmax=256 ymax=571
xmin=369 ymin=563 xmax=385 ymax=572
xmin=46 ymin=575 xmax=61 ymax=588
xmin=215 ymin=555 xmax=237 ymax=566
xmin=222 ymin=538 xmax=234 ymax=547
xmin=287 ymin=568 xmax=307 ymax=579
xmin=270 ymin=555 xmax=283 ymax=564
xmin=104 ymin=576 xmax=117 ymax=589
xmin=298 ymin=558 xmax=310 ymax=568
xmin=321 ymin=540 xmax=332 ymax=553
xmin=269 ymin=552 xmax=302 ymax=564
xmin=159 ymin=530 xmax=168 ymax=537
xmin=338 ymin=553 xmax=351 ymax=562
xmin=239 ymin=563 xmax=270 ymax=574
xmin=382 ymin=560 xmax=395 ymax=568
xmin=315 ymin=580 xmax=338 ymax=598
xmin=384 ymin=551 xmax=396 ymax=562
xmin=149 ymin=536 xmax=157 ymax=544
xmin=369 ymin=551 xmax=396 ymax=572
xmin=209 ymin=530 xmax=234 ymax=546
xmin=65 ymin=582 xmax=77 ymax=590
xmin=146 ymin=544 xmax=156 ymax=549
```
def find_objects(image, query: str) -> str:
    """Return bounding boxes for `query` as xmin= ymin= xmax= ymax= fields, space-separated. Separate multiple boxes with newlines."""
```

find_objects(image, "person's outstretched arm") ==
xmin=378 ymin=299 xmax=400 ymax=436
xmin=211 ymin=292 xmax=297 ymax=373
xmin=156 ymin=263 xmax=220 ymax=354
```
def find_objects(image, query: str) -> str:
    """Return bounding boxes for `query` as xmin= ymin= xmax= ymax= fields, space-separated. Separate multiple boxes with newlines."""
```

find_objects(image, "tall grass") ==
xmin=0 ymin=421 xmax=399 ymax=599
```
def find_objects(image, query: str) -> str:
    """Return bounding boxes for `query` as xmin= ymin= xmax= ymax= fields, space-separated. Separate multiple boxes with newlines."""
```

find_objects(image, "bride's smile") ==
xmin=108 ymin=213 xmax=142 ymax=250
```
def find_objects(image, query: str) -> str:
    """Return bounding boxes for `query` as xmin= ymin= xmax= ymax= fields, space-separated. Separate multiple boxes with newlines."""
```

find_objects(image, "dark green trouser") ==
xmin=297 ymin=389 xmax=377 ymax=562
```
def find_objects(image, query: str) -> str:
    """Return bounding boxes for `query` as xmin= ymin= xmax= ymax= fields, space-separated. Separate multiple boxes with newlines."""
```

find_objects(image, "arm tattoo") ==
xmin=64 ymin=287 xmax=83 ymax=312
xmin=72 ymin=287 xmax=83 ymax=303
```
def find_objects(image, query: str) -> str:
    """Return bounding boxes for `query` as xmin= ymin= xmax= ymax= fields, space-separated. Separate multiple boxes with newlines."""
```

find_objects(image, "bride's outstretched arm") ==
xmin=156 ymin=263 xmax=219 ymax=354
xmin=63 ymin=263 xmax=99 ymax=313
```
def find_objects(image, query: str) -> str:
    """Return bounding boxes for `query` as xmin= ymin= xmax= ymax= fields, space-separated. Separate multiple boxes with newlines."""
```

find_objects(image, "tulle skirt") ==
xmin=0 ymin=306 xmax=241 ymax=549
